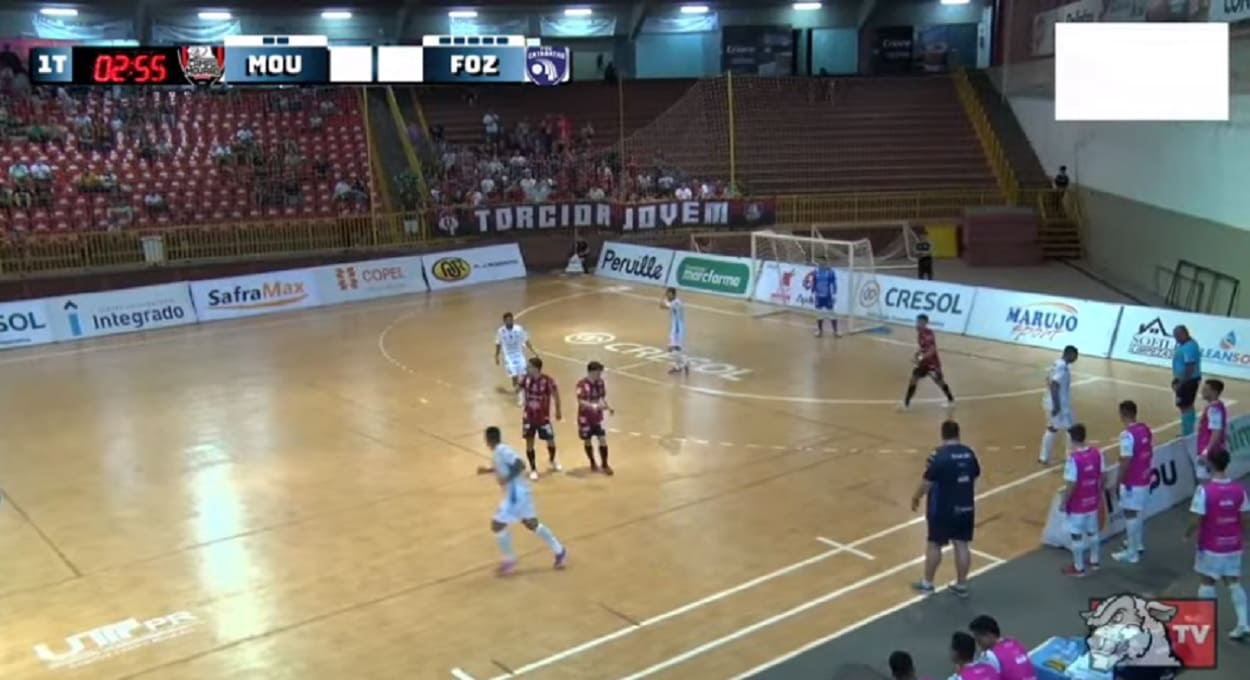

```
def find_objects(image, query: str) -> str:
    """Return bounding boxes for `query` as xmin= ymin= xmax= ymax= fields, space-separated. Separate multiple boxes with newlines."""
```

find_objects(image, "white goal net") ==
xmin=748 ymin=230 xmax=887 ymax=335
xmin=810 ymin=221 xmax=923 ymax=271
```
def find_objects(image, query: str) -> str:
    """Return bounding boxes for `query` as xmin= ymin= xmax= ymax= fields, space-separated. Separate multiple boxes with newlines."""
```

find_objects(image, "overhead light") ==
xmin=198 ymin=11 xmax=232 ymax=20
xmin=680 ymin=4 xmax=710 ymax=13
xmin=321 ymin=10 xmax=352 ymax=19
xmin=39 ymin=7 xmax=78 ymax=16
xmin=939 ymin=0 xmax=971 ymax=4
xmin=564 ymin=8 xmax=593 ymax=16
xmin=448 ymin=10 xmax=478 ymax=18
xmin=792 ymin=2 xmax=822 ymax=9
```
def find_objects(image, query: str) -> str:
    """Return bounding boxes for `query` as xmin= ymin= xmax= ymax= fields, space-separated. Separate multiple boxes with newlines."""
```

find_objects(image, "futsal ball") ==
xmin=913 ymin=352 xmax=922 ymax=366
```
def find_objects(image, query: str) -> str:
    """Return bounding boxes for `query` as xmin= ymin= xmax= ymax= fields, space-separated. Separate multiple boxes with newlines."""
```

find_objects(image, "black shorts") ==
xmin=579 ymin=423 xmax=606 ymax=440
xmin=917 ymin=256 xmax=933 ymax=278
xmin=523 ymin=421 xmax=555 ymax=441
xmin=912 ymin=365 xmax=943 ymax=381
xmin=1174 ymin=377 xmax=1201 ymax=409
xmin=927 ymin=512 xmax=974 ymax=546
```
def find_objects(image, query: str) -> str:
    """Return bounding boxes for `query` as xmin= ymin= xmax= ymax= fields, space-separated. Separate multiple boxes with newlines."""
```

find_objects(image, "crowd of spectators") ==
xmin=404 ymin=107 xmax=734 ymax=210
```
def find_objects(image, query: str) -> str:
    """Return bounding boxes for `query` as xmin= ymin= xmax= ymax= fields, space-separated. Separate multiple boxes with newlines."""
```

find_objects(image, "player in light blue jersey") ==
xmin=812 ymin=260 xmax=839 ymax=338
xmin=661 ymin=287 xmax=689 ymax=374
xmin=476 ymin=426 xmax=567 ymax=575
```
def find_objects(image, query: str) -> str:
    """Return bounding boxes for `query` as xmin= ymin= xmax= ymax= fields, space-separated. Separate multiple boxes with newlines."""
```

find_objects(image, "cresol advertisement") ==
xmin=0 ymin=300 xmax=54 ymax=349
xmin=47 ymin=284 xmax=197 ymax=342
xmin=849 ymin=273 xmax=976 ymax=334
xmin=667 ymin=253 xmax=752 ymax=298
xmin=963 ymin=288 xmax=1122 ymax=357
xmin=1110 ymin=305 xmax=1250 ymax=382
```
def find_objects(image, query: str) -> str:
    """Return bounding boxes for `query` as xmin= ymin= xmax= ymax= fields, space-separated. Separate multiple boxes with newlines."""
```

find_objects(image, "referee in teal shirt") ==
xmin=1172 ymin=325 xmax=1202 ymax=436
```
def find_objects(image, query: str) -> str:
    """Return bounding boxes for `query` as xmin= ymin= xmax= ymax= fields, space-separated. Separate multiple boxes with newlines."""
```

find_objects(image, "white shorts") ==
xmin=493 ymin=485 xmax=536 ymax=524
xmin=1119 ymin=484 xmax=1148 ymax=512
xmin=1047 ymin=409 xmax=1074 ymax=431
xmin=1066 ymin=511 xmax=1099 ymax=536
xmin=502 ymin=353 xmax=527 ymax=379
xmin=1195 ymin=455 xmax=1212 ymax=481
xmin=1195 ymin=549 xmax=1243 ymax=579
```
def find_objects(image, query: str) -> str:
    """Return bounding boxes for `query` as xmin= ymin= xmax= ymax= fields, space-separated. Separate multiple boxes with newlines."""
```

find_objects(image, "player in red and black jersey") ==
xmin=576 ymin=361 xmax=615 ymax=475
xmin=902 ymin=314 xmax=956 ymax=410
xmin=517 ymin=357 xmax=563 ymax=480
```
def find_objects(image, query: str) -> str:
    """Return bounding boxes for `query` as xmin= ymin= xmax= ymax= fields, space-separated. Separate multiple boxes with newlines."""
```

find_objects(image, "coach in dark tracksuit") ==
xmin=911 ymin=420 xmax=979 ymax=597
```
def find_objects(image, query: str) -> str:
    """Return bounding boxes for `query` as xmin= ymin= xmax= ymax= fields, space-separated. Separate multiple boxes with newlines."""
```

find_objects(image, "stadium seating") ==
xmin=0 ymin=87 xmax=374 ymax=233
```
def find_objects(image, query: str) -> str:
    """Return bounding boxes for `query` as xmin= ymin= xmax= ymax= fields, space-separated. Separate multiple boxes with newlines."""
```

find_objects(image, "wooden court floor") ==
xmin=0 ymin=275 xmax=1235 ymax=680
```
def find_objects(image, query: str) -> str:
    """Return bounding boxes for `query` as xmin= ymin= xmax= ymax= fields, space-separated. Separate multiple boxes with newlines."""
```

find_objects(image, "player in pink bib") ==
xmin=1113 ymin=401 xmax=1153 ymax=565
xmin=1186 ymin=448 xmax=1250 ymax=639
xmin=1195 ymin=379 xmax=1228 ymax=481
xmin=949 ymin=632 xmax=1002 ymax=680
xmin=1060 ymin=425 xmax=1103 ymax=577
xmin=970 ymin=615 xmax=1037 ymax=680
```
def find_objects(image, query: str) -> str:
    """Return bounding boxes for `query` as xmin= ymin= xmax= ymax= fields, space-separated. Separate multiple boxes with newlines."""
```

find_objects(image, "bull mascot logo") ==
xmin=180 ymin=45 xmax=225 ymax=86
xmin=1082 ymin=594 xmax=1183 ymax=676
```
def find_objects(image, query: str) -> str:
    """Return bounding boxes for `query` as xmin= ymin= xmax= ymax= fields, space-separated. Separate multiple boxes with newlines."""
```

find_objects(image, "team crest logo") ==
xmin=1082 ymin=594 xmax=1217 ymax=675
xmin=437 ymin=209 xmax=459 ymax=236
xmin=524 ymin=46 xmax=570 ymax=87
xmin=179 ymin=45 xmax=225 ymax=86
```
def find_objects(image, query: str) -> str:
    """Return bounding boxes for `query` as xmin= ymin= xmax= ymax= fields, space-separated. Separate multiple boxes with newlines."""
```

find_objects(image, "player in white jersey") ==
xmin=1039 ymin=345 xmax=1079 ymax=465
xmin=661 ymin=287 xmax=688 ymax=374
xmin=476 ymin=426 xmax=568 ymax=576
xmin=495 ymin=312 xmax=537 ymax=405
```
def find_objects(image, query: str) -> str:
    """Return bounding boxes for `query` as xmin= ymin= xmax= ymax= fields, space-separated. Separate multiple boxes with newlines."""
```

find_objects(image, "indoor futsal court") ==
xmin=0 ymin=274 xmax=1226 ymax=679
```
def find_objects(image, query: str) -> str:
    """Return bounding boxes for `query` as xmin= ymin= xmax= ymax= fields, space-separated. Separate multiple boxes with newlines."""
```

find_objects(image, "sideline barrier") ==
xmin=0 ymin=243 xmax=526 ymax=353
xmin=595 ymin=242 xmax=677 ymax=286
xmin=423 ymin=244 xmax=527 ymax=291
xmin=593 ymin=241 xmax=1244 ymax=367
xmin=1041 ymin=413 xmax=1250 ymax=548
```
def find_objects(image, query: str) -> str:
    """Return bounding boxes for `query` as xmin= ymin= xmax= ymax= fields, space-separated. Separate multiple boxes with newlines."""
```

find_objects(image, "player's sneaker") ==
xmin=553 ymin=549 xmax=567 ymax=570
xmin=496 ymin=560 xmax=516 ymax=576
xmin=528 ymin=470 xmax=539 ymax=481
xmin=1230 ymin=625 xmax=1250 ymax=640
xmin=897 ymin=402 xmax=911 ymax=412
xmin=1111 ymin=549 xmax=1139 ymax=564
xmin=589 ymin=462 xmax=599 ymax=473
xmin=601 ymin=464 xmax=614 ymax=476
xmin=549 ymin=460 xmax=562 ymax=473
xmin=911 ymin=580 xmax=935 ymax=594
xmin=948 ymin=583 xmax=970 ymax=598
xmin=1061 ymin=564 xmax=1087 ymax=578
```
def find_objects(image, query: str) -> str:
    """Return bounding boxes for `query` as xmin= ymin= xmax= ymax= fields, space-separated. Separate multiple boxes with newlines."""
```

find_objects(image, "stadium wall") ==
xmin=1006 ymin=94 xmax=1250 ymax=318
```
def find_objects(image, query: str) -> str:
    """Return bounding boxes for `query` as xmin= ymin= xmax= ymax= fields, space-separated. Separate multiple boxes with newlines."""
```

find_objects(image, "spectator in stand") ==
xmin=579 ymin=121 xmax=595 ymax=147
xmin=211 ymin=141 xmax=232 ymax=165
xmin=480 ymin=174 xmax=496 ymax=196
xmin=333 ymin=179 xmax=353 ymax=203
xmin=482 ymin=110 xmax=501 ymax=145
xmin=100 ymin=168 xmax=118 ymax=192
xmin=587 ymin=185 xmax=606 ymax=201
xmin=674 ymin=183 xmax=693 ymax=201
xmin=309 ymin=113 xmax=324 ymax=132
xmin=8 ymin=158 xmax=29 ymax=187
xmin=1053 ymin=166 xmax=1069 ymax=192
xmin=555 ymin=113 xmax=572 ymax=153
xmin=143 ymin=191 xmax=167 ymax=214
xmin=235 ymin=125 xmax=254 ymax=146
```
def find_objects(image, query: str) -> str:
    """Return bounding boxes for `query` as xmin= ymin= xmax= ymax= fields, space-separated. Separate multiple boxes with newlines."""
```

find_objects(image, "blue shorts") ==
xmin=814 ymin=296 xmax=834 ymax=311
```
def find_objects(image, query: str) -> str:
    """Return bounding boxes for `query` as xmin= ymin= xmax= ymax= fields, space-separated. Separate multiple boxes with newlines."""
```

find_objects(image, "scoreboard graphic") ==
xmin=29 ymin=35 xmax=570 ymax=86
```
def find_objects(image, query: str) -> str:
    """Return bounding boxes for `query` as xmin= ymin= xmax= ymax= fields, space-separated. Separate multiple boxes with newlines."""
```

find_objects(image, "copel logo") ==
xmin=336 ymin=265 xmax=407 ymax=291
xmin=34 ymin=611 xmax=199 ymax=670
xmin=1084 ymin=595 xmax=1216 ymax=672
xmin=206 ymin=280 xmax=307 ymax=309
xmin=431 ymin=257 xmax=471 ymax=282
xmin=1128 ymin=317 xmax=1173 ymax=359
xmin=1005 ymin=302 xmax=1079 ymax=341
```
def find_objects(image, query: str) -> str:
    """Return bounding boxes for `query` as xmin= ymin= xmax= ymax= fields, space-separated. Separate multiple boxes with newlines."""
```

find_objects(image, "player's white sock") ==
xmin=1127 ymin=516 xmax=1144 ymax=554
xmin=534 ymin=524 xmax=564 ymax=555
xmin=1199 ymin=584 xmax=1217 ymax=599
xmin=1087 ymin=533 xmax=1100 ymax=565
xmin=1070 ymin=536 xmax=1085 ymax=571
xmin=1230 ymin=584 xmax=1250 ymax=628
xmin=495 ymin=528 xmax=515 ymax=560
xmin=1039 ymin=430 xmax=1055 ymax=463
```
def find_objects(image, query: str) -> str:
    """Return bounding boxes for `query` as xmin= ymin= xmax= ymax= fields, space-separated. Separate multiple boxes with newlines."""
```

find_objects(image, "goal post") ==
xmin=747 ymin=230 xmax=887 ymax=335
xmin=810 ymin=221 xmax=923 ymax=271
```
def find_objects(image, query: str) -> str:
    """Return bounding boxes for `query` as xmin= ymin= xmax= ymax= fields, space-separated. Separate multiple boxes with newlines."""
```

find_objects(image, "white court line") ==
xmin=620 ymin=557 xmax=1010 ymax=680
xmin=969 ymin=547 xmax=1007 ymax=564
xmin=721 ymin=561 xmax=1005 ymax=680
xmin=614 ymin=359 xmax=658 ymax=372
xmin=451 ymin=669 xmax=478 ymax=680
xmin=455 ymin=418 xmax=1185 ymax=680
xmin=814 ymin=537 xmax=876 ymax=560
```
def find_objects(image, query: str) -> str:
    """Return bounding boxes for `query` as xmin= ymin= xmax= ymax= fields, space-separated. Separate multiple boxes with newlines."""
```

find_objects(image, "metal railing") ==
xmin=952 ymin=68 xmax=1019 ymax=205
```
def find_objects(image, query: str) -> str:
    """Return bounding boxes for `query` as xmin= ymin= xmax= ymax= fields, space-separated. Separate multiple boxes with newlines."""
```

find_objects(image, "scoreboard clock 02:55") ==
xmin=74 ymin=47 xmax=184 ymax=85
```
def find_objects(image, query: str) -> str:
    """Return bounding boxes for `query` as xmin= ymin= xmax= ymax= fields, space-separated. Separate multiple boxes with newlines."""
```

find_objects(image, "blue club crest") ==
xmin=524 ymin=46 xmax=570 ymax=86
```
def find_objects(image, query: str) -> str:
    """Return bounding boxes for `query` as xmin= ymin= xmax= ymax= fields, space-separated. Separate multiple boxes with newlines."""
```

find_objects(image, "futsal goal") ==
xmin=810 ymin=221 xmax=924 ymax=271
xmin=747 ymin=230 xmax=888 ymax=335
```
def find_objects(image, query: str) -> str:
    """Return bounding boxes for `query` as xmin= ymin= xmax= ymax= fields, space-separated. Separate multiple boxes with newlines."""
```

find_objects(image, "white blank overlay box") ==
xmin=329 ymin=46 xmax=373 ymax=83
xmin=377 ymin=46 xmax=424 ymax=83
xmin=1055 ymin=22 xmax=1229 ymax=122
